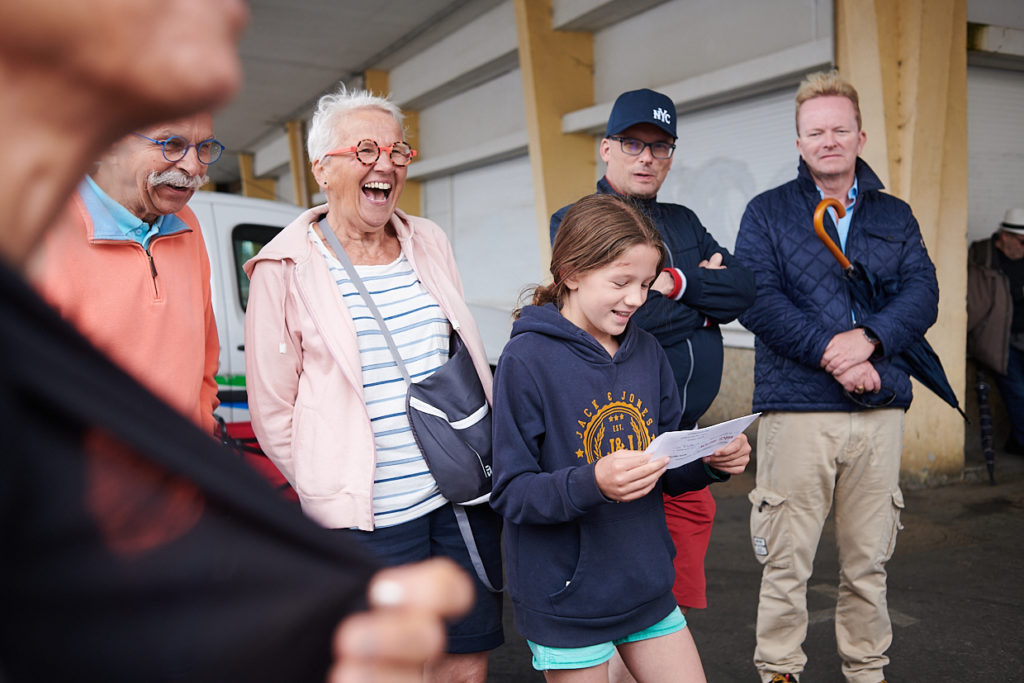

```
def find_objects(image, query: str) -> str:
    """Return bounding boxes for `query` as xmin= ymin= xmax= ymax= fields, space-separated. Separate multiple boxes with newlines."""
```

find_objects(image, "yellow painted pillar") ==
xmin=365 ymin=69 xmax=422 ymax=216
xmin=238 ymin=152 xmax=277 ymax=201
xmin=515 ymin=0 xmax=595 ymax=273
xmin=286 ymin=119 xmax=313 ymax=208
xmin=836 ymin=0 xmax=968 ymax=482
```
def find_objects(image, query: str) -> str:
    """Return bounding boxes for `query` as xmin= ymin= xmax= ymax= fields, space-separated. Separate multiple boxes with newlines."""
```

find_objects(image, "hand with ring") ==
xmin=834 ymin=361 xmax=881 ymax=394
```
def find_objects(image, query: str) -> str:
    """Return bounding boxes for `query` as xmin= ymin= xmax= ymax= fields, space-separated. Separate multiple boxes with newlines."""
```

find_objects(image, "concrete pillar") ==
xmin=836 ymin=0 xmax=968 ymax=483
xmin=514 ymin=0 xmax=595 ymax=272
xmin=286 ymin=119 xmax=313 ymax=209
xmin=365 ymin=68 xmax=422 ymax=216
xmin=238 ymin=152 xmax=277 ymax=202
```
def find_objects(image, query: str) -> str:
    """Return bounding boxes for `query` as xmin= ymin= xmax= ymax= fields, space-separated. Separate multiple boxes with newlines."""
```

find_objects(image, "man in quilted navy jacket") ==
xmin=734 ymin=71 xmax=938 ymax=683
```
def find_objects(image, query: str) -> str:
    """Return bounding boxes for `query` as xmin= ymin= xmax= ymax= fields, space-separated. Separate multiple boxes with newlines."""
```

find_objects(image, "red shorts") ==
xmin=663 ymin=487 xmax=716 ymax=609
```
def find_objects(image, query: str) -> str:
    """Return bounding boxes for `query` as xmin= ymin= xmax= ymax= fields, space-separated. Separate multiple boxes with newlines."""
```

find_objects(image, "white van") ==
xmin=188 ymin=191 xmax=300 ymax=431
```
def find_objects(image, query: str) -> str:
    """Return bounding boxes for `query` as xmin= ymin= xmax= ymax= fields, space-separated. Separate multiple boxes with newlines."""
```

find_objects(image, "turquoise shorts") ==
xmin=526 ymin=607 xmax=687 ymax=671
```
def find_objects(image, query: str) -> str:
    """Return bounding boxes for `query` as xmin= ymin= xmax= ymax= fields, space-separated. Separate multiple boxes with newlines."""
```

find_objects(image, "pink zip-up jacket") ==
xmin=243 ymin=205 xmax=492 ymax=530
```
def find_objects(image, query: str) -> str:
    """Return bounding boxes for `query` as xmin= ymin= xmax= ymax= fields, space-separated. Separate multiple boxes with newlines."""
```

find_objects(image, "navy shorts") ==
xmin=347 ymin=502 xmax=504 ymax=654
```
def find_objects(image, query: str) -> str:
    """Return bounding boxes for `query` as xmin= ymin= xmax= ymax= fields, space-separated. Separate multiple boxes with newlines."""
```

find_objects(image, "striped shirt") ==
xmin=310 ymin=227 xmax=450 ymax=527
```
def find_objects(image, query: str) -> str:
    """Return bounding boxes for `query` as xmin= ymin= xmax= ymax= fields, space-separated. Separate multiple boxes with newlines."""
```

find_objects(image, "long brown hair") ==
xmin=515 ymin=193 xmax=666 ymax=319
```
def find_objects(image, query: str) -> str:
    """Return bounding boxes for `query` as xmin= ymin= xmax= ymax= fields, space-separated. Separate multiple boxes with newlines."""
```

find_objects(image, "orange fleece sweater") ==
xmin=33 ymin=185 xmax=219 ymax=434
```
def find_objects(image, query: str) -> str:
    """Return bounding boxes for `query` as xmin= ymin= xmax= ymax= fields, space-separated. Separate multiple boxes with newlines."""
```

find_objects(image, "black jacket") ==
xmin=0 ymin=262 xmax=379 ymax=682
xmin=551 ymin=177 xmax=756 ymax=427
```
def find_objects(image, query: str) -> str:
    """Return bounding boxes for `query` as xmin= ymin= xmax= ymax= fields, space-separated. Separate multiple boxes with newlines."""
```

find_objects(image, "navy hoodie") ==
xmin=490 ymin=303 xmax=722 ymax=647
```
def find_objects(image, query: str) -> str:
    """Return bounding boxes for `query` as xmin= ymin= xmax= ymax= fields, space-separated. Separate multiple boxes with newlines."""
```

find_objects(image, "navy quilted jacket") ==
xmin=734 ymin=158 xmax=938 ymax=412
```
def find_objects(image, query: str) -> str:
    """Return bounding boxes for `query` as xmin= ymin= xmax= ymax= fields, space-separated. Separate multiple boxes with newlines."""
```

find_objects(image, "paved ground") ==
xmin=485 ymin=447 xmax=1024 ymax=681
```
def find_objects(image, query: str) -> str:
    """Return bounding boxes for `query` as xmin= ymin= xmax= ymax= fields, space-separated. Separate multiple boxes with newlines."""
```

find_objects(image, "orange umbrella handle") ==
xmin=813 ymin=198 xmax=851 ymax=270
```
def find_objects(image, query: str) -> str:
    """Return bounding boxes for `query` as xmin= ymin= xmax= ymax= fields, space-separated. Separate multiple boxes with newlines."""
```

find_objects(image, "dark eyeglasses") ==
xmin=608 ymin=136 xmax=676 ymax=159
xmin=324 ymin=139 xmax=417 ymax=167
xmin=133 ymin=133 xmax=225 ymax=165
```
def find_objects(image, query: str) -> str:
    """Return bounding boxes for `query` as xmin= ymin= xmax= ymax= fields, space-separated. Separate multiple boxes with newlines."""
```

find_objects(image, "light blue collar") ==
xmin=83 ymin=175 xmax=164 ymax=247
xmin=816 ymin=178 xmax=858 ymax=252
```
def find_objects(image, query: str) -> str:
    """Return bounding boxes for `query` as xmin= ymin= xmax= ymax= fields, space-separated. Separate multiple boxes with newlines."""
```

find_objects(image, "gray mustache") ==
xmin=148 ymin=169 xmax=208 ymax=190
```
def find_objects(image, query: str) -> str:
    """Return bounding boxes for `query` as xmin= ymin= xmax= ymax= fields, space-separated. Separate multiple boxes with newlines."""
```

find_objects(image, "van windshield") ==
xmin=232 ymin=224 xmax=281 ymax=311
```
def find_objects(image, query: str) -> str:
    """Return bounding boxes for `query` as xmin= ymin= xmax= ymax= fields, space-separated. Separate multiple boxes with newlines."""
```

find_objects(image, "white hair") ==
xmin=306 ymin=83 xmax=404 ymax=163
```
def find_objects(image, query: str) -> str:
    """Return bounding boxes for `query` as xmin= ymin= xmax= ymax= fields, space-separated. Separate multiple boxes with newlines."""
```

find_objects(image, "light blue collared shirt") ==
xmin=84 ymin=175 xmax=164 ymax=248
xmin=817 ymin=178 xmax=859 ymax=252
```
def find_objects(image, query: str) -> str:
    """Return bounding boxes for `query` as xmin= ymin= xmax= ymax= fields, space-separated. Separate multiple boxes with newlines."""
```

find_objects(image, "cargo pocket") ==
xmin=881 ymin=487 xmax=905 ymax=562
xmin=748 ymin=487 xmax=789 ymax=567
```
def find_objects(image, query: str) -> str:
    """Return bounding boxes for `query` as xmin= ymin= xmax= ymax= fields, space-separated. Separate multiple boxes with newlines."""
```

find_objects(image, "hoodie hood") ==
xmin=510 ymin=303 xmax=643 ymax=366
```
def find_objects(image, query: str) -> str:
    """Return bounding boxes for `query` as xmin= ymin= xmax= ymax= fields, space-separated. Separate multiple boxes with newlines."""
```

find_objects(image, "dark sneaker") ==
xmin=769 ymin=675 xmax=797 ymax=683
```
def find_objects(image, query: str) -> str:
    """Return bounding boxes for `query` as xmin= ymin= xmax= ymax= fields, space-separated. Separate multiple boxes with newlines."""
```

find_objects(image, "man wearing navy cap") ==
xmin=550 ymin=88 xmax=756 ymax=667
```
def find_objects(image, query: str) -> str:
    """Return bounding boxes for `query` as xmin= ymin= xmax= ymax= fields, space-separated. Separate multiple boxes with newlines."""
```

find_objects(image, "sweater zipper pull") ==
xmin=146 ymin=248 xmax=159 ymax=296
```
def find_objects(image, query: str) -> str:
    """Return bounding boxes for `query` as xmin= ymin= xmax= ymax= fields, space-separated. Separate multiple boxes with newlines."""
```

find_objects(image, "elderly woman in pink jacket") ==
xmin=244 ymin=84 xmax=502 ymax=683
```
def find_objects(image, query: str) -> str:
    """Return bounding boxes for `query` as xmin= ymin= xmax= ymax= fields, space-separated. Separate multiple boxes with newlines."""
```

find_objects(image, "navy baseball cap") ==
xmin=605 ymin=88 xmax=677 ymax=139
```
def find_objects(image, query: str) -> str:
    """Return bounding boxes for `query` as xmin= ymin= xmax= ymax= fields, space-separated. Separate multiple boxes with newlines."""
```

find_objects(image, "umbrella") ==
xmin=813 ymin=198 xmax=966 ymax=419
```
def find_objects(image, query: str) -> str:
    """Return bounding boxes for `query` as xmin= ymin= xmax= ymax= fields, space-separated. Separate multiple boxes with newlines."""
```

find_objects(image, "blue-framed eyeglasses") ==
xmin=133 ymin=133 xmax=225 ymax=165
xmin=607 ymin=135 xmax=676 ymax=159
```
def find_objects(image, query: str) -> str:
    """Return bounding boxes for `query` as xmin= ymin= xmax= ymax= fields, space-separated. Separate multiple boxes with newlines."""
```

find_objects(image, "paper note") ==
xmin=646 ymin=413 xmax=761 ymax=469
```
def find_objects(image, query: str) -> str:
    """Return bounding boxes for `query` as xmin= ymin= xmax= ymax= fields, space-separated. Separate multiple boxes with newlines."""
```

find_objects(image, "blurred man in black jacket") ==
xmin=0 ymin=1 xmax=470 ymax=681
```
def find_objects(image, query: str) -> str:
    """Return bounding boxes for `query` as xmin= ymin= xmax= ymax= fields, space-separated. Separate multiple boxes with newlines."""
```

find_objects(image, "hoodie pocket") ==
xmin=544 ymin=507 xmax=675 ymax=618
xmin=291 ymin=402 xmax=343 ymax=497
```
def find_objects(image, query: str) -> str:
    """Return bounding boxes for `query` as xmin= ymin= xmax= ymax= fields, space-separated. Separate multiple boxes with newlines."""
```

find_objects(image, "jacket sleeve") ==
xmin=489 ymin=351 xmax=608 ymax=525
xmin=735 ymin=197 xmax=836 ymax=369
xmin=856 ymin=209 xmax=939 ymax=359
xmin=244 ymin=259 xmax=302 ymax=487
xmin=677 ymin=224 xmax=756 ymax=323
xmin=632 ymin=219 xmax=756 ymax=343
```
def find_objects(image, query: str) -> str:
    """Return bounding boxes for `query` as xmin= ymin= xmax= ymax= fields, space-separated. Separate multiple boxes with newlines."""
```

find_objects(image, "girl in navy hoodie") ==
xmin=490 ymin=193 xmax=749 ymax=682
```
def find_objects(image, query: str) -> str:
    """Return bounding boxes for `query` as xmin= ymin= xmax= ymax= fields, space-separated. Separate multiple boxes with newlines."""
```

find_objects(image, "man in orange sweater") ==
xmin=33 ymin=113 xmax=222 ymax=434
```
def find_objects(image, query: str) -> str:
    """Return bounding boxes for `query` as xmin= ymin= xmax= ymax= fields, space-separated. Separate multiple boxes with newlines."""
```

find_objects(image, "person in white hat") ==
xmin=967 ymin=207 xmax=1024 ymax=453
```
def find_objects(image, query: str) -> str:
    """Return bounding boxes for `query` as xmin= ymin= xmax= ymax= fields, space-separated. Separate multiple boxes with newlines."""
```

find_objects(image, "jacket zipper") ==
xmin=145 ymin=248 xmax=159 ymax=297
xmin=142 ymin=231 xmax=187 ymax=299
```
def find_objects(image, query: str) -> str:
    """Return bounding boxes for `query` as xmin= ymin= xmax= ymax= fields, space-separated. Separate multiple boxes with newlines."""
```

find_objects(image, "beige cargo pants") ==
xmin=749 ymin=409 xmax=905 ymax=683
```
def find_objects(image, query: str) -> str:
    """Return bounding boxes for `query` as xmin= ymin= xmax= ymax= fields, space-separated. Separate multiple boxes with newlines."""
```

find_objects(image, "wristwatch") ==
xmin=860 ymin=327 xmax=881 ymax=347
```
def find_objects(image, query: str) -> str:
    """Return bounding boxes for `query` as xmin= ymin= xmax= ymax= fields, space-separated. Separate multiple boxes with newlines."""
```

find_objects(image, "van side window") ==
xmin=232 ymin=224 xmax=281 ymax=311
